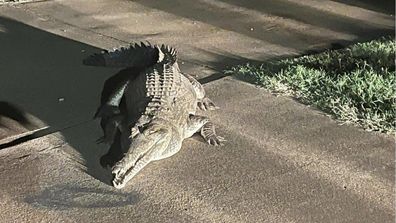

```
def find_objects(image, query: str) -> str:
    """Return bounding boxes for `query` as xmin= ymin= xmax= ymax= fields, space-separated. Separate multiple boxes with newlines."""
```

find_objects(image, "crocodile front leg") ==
xmin=97 ymin=114 xmax=124 ymax=144
xmin=185 ymin=115 xmax=225 ymax=146
xmin=201 ymin=121 xmax=225 ymax=146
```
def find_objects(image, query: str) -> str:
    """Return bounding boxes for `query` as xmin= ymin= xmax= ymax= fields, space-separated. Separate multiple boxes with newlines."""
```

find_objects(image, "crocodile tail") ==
xmin=83 ymin=42 xmax=160 ymax=68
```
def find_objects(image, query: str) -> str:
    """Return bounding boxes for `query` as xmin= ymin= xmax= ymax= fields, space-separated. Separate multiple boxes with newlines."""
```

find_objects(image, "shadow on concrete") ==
xmin=0 ymin=16 xmax=117 ymax=185
xmin=189 ymin=47 xmax=265 ymax=84
xmin=24 ymin=184 xmax=139 ymax=210
xmin=331 ymin=0 xmax=395 ymax=15
xmin=192 ymin=40 xmax=370 ymax=84
xmin=0 ymin=101 xmax=31 ymax=128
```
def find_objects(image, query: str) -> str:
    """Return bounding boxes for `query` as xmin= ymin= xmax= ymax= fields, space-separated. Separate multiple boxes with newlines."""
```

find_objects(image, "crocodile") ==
xmin=84 ymin=42 xmax=224 ymax=188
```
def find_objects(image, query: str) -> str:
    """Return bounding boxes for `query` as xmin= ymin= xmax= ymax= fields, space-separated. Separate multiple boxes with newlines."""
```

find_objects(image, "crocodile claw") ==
xmin=112 ymin=160 xmax=128 ymax=188
xmin=198 ymin=98 xmax=219 ymax=111
xmin=206 ymin=135 xmax=226 ymax=146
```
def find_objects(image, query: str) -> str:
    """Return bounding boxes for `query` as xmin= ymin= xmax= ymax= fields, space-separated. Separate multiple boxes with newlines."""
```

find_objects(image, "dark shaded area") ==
xmin=186 ymin=48 xmax=268 ymax=84
xmin=99 ymin=129 xmax=124 ymax=168
xmin=193 ymin=41 xmax=363 ymax=84
xmin=331 ymin=0 xmax=395 ymax=15
xmin=0 ymin=16 xmax=116 ymax=183
xmin=0 ymin=101 xmax=30 ymax=127
xmin=83 ymin=42 xmax=160 ymax=68
xmin=302 ymin=42 xmax=347 ymax=55
xmin=94 ymin=67 xmax=138 ymax=117
xmin=25 ymin=184 xmax=139 ymax=209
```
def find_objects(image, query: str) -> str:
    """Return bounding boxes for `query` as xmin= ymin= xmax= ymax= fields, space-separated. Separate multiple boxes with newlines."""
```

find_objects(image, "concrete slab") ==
xmin=0 ymin=78 xmax=394 ymax=222
xmin=0 ymin=0 xmax=394 ymax=222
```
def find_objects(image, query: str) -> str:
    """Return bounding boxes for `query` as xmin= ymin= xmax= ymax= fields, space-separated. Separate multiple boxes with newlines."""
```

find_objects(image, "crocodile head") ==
xmin=111 ymin=125 xmax=172 ymax=189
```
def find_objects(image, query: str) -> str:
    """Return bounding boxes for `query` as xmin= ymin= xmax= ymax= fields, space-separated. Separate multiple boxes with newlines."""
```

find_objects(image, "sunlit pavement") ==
xmin=0 ymin=1 xmax=394 ymax=222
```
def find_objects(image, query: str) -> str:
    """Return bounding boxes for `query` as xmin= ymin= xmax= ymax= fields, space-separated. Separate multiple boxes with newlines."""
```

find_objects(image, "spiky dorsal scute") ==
xmin=141 ymin=44 xmax=180 ymax=118
xmin=83 ymin=42 xmax=168 ymax=68
xmin=157 ymin=44 xmax=178 ymax=65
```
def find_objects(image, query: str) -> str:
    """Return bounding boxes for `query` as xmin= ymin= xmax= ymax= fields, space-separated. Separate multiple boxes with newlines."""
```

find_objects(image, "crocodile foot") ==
xmin=198 ymin=97 xmax=219 ymax=111
xmin=129 ymin=127 xmax=140 ymax=139
xmin=100 ymin=153 xmax=122 ymax=168
xmin=201 ymin=121 xmax=225 ymax=146
xmin=112 ymin=159 xmax=129 ymax=189
xmin=206 ymin=135 xmax=226 ymax=146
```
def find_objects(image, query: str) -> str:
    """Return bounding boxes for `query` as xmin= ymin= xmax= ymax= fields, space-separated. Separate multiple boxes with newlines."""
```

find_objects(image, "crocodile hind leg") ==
xmin=185 ymin=115 xmax=225 ymax=146
xmin=183 ymin=73 xmax=218 ymax=111
xmin=112 ymin=125 xmax=172 ymax=189
xmin=100 ymin=122 xmax=132 ymax=169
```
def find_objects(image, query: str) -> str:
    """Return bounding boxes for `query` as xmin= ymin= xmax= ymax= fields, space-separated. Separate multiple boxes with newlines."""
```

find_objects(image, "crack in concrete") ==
xmin=0 ymin=120 xmax=90 ymax=150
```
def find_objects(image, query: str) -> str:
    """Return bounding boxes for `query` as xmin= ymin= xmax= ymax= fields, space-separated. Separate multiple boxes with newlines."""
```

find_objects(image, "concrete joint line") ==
xmin=0 ymin=120 xmax=90 ymax=150
xmin=0 ymin=0 xmax=52 ymax=6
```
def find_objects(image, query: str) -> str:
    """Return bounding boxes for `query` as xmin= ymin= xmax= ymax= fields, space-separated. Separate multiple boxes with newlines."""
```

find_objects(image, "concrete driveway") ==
xmin=0 ymin=1 xmax=394 ymax=222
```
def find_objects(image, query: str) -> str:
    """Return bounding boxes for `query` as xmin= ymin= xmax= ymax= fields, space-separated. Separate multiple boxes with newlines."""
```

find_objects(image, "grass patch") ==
xmin=227 ymin=37 xmax=395 ymax=134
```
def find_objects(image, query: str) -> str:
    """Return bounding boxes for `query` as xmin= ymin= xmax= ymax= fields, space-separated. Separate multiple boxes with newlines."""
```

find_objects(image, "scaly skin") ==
xmin=84 ymin=43 xmax=225 ymax=188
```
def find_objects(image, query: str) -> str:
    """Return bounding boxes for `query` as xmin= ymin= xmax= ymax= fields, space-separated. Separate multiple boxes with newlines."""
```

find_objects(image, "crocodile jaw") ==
xmin=111 ymin=126 xmax=172 ymax=189
xmin=112 ymin=168 xmax=130 ymax=189
xmin=113 ymin=177 xmax=126 ymax=189
xmin=111 ymin=152 xmax=148 ymax=189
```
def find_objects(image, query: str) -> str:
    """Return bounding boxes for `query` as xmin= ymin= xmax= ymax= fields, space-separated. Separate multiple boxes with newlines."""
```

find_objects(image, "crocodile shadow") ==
xmin=25 ymin=184 xmax=139 ymax=210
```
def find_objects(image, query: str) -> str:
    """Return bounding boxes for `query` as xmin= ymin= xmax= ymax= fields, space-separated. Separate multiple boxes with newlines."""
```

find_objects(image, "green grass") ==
xmin=227 ymin=37 xmax=395 ymax=134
